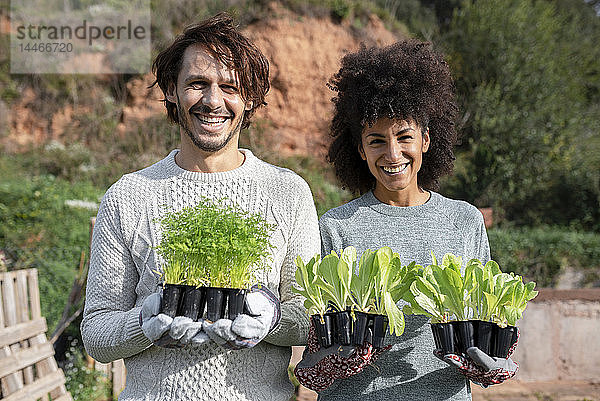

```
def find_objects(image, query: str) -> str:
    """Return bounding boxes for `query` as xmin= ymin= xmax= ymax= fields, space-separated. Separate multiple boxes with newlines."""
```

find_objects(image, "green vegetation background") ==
xmin=1 ymin=0 xmax=600 ymax=399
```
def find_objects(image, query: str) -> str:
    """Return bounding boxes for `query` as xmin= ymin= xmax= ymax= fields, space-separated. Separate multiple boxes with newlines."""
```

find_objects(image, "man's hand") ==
xmin=139 ymin=292 xmax=209 ymax=348
xmin=202 ymin=285 xmax=281 ymax=350
xmin=294 ymin=322 xmax=390 ymax=392
xmin=434 ymin=328 xmax=519 ymax=387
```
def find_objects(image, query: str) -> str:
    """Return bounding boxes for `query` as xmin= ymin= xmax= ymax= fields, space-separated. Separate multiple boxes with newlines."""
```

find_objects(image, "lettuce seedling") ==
xmin=370 ymin=247 xmax=406 ymax=336
xmin=498 ymin=276 xmax=538 ymax=326
xmin=315 ymin=247 xmax=356 ymax=313
xmin=292 ymin=254 xmax=328 ymax=316
xmin=350 ymin=249 xmax=377 ymax=313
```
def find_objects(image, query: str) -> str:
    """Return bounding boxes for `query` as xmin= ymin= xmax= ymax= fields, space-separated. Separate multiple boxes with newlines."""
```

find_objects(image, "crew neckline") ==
xmin=362 ymin=190 xmax=440 ymax=216
xmin=163 ymin=148 xmax=257 ymax=181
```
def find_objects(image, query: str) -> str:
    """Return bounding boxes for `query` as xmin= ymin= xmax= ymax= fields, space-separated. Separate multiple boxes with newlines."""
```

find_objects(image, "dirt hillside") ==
xmin=2 ymin=7 xmax=402 ymax=158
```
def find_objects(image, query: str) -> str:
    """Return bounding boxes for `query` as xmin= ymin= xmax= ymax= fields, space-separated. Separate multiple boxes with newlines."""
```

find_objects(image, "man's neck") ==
xmin=175 ymin=136 xmax=245 ymax=173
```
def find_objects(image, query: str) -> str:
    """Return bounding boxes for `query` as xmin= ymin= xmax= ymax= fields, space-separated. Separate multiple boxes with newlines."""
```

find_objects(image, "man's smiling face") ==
xmin=167 ymin=43 xmax=251 ymax=153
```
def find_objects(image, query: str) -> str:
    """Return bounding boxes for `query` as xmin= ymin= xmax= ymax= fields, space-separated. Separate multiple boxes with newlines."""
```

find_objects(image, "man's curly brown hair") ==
xmin=327 ymin=40 xmax=459 ymax=194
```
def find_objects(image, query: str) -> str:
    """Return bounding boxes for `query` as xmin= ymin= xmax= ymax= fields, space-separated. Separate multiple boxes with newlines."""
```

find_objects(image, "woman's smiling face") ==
xmin=359 ymin=117 xmax=430 ymax=204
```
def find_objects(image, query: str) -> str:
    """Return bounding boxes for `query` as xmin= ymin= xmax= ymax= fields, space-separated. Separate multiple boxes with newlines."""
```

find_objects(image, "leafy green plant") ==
xmin=294 ymin=246 xmax=416 ymax=336
xmin=292 ymin=254 xmax=328 ymax=316
xmin=405 ymin=253 xmax=538 ymax=326
xmin=499 ymin=276 xmax=538 ymax=326
xmin=368 ymin=247 xmax=406 ymax=336
xmin=314 ymin=247 xmax=356 ymax=313
xmin=155 ymin=197 xmax=274 ymax=288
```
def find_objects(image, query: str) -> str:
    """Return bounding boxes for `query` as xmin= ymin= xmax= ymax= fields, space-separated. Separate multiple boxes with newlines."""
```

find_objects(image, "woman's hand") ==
xmin=294 ymin=322 xmax=390 ymax=392
xmin=434 ymin=328 xmax=519 ymax=387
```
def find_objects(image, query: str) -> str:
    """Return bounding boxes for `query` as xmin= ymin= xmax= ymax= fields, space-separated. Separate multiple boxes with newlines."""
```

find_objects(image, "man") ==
xmin=81 ymin=13 xmax=320 ymax=401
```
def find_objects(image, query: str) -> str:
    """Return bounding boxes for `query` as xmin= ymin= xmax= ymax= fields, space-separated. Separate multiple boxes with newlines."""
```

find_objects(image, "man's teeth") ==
xmin=195 ymin=115 xmax=227 ymax=124
xmin=382 ymin=164 xmax=408 ymax=173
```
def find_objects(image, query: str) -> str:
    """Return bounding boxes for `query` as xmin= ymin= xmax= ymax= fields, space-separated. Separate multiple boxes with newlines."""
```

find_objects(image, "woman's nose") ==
xmin=385 ymin=141 xmax=403 ymax=161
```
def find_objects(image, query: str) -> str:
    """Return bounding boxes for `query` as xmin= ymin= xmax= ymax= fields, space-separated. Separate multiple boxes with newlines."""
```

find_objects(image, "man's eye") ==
xmin=221 ymin=84 xmax=238 ymax=93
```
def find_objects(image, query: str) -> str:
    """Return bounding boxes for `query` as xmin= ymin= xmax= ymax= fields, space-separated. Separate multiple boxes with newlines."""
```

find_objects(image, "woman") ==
xmin=295 ymin=41 xmax=517 ymax=400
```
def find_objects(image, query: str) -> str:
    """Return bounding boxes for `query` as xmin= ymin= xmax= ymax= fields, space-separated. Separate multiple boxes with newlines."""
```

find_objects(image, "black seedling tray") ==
xmin=161 ymin=284 xmax=247 ymax=322
xmin=431 ymin=320 xmax=518 ymax=358
xmin=311 ymin=311 xmax=389 ymax=349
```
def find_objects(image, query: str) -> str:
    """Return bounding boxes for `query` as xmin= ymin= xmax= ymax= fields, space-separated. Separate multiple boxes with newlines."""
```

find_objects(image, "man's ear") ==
xmin=165 ymin=84 xmax=177 ymax=104
xmin=422 ymin=127 xmax=430 ymax=153
xmin=358 ymin=143 xmax=366 ymax=161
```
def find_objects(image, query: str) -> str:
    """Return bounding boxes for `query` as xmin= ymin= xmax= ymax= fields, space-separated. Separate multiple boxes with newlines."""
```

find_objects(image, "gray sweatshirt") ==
xmin=81 ymin=149 xmax=320 ymax=401
xmin=318 ymin=191 xmax=490 ymax=401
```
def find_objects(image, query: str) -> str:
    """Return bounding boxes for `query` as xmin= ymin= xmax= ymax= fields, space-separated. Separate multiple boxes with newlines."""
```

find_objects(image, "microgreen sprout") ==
xmin=155 ymin=197 xmax=274 ymax=288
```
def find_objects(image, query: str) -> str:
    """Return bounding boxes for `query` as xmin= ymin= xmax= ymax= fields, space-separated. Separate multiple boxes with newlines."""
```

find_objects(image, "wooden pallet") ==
xmin=0 ymin=269 xmax=72 ymax=401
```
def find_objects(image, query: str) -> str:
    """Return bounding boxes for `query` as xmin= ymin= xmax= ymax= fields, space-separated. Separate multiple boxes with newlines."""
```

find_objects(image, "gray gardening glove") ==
xmin=139 ymin=293 xmax=209 ymax=348
xmin=169 ymin=317 xmax=210 ymax=346
xmin=203 ymin=285 xmax=281 ymax=350
xmin=139 ymin=293 xmax=173 ymax=346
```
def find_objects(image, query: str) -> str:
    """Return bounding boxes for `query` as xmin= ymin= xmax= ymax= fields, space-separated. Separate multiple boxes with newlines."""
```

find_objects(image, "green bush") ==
xmin=488 ymin=227 xmax=600 ymax=287
xmin=0 ymin=155 xmax=102 ymax=332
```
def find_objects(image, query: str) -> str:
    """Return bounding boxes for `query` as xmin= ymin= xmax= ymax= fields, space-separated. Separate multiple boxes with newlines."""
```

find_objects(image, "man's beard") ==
xmin=176 ymin=100 xmax=241 ymax=153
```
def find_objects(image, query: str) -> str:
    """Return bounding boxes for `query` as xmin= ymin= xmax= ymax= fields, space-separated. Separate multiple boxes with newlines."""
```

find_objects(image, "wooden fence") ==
xmin=0 ymin=269 xmax=71 ymax=400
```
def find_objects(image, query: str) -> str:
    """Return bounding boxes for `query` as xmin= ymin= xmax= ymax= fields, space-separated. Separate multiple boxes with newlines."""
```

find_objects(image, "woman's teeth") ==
xmin=382 ymin=164 xmax=408 ymax=173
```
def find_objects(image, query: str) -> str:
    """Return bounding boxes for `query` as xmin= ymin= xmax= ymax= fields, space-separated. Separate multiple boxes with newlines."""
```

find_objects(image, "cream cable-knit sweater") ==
xmin=81 ymin=149 xmax=320 ymax=401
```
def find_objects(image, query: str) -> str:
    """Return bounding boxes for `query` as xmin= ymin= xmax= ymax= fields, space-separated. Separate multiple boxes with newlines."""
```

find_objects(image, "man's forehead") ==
xmin=179 ymin=43 xmax=238 ymax=81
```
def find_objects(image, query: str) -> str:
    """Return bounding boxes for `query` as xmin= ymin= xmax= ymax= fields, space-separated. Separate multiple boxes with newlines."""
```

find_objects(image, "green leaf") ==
xmin=384 ymin=292 xmax=405 ymax=336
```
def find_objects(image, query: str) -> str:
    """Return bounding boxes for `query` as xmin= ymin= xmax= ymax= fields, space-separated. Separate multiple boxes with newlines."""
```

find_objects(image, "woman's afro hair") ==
xmin=327 ymin=40 xmax=459 ymax=194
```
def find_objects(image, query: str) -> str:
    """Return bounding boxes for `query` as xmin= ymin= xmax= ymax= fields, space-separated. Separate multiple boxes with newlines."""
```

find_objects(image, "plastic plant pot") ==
xmin=431 ymin=323 xmax=442 ymax=350
xmin=371 ymin=314 xmax=389 ymax=348
xmin=453 ymin=321 xmax=476 ymax=355
xmin=333 ymin=310 xmax=352 ymax=346
xmin=161 ymin=283 xmax=183 ymax=318
xmin=226 ymin=288 xmax=248 ymax=320
xmin=352 ymin=311 xmax=369 ymax=346
xmin=205 ymin=287 xmax=227 ymax=322
xmin=475 ymin=320 xmax=495 ymax=355
xmin=180 ymin=286 xmax=206 ymax=321
xmin=494 ymin=325 xmax=517 ymax=358
xmin=431 ymin=322 xmax=455 ymax=355
xmin=311 ymin=313 xmax=333 ymax=349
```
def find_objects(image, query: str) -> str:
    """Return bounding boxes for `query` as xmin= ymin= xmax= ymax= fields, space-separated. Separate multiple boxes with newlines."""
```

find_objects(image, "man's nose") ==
xmin=202 ymin=84 xmax=224 ymax=109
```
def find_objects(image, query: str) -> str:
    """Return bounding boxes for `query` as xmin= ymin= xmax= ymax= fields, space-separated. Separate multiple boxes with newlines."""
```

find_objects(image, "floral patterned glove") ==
xmin=294 ymin=322 xmax=390 ymax=392
xmin=434 ymin=328 xmax=519 ymax=387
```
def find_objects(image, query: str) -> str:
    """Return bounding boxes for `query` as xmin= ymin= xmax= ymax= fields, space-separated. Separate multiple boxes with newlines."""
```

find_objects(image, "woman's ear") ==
xmin=422 ymin=127 xmax=430 ymax=153
xmin=165 ymin=84 xmax=177 ymax=104
xmin=245 ymin=101 xmax=253 ymax=111
xmin=358 ymin=142 xmax=366 ymax=161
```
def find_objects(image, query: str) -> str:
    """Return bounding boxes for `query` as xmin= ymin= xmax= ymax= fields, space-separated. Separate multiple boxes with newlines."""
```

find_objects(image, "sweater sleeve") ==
xmin=81 ymin=186 xmax=152 ymax=363
xmin=468 ymin=209 xmax=491 ymax=263
xmin=264 ymin=178 xmax=320 ymax=346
